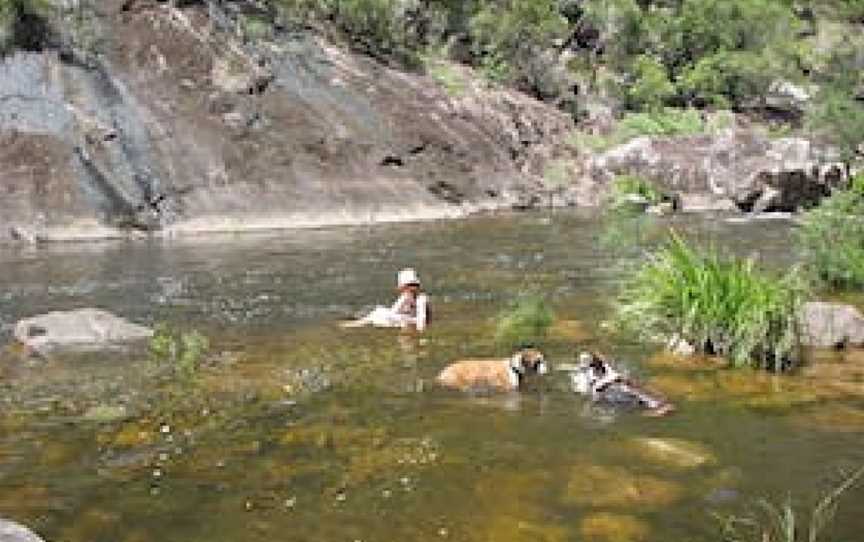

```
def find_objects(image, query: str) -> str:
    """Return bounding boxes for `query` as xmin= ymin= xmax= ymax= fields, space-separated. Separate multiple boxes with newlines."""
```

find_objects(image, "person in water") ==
xmin=341 ymin=268 xmax=429 ymax=332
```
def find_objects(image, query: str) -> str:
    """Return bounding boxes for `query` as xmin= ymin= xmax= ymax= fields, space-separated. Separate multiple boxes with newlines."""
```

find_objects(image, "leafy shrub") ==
xmin=619 ymin=108 xmax=705 ymax=138
xmin=614 ymin=233 xmax=807 ymax=369
xmin=797 ymin=175 xmax=864 ymax=290
xmin=610 ymin=175 xmax=663 ymax=206
xmin=495 ymin=295 xmax=555 ymax=348
xmin=150 ymin=323 xmax=211 ymax=379
xmin=0 ymin=0 xmax=56 ymax=55
xmin=626 ymin=55 xmax=675 ymax=111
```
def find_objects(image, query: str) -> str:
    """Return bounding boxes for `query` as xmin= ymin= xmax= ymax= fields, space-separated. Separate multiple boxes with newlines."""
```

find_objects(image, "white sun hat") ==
xmin=397 ymin=268 xmax=421 ymax=288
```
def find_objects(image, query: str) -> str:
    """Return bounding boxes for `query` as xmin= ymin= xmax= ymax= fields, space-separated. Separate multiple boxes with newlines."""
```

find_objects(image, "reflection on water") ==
xmin=1 ymin=210 xmax=863 ymax=542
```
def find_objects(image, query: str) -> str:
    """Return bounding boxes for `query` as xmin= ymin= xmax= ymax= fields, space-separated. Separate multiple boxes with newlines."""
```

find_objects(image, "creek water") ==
xmin=1 ymin=210 xmax=863 ymax=542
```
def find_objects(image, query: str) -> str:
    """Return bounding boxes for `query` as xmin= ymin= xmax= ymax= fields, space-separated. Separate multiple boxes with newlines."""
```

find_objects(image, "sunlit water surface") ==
xmin=1 ymin=211 xmax=863 ymax=542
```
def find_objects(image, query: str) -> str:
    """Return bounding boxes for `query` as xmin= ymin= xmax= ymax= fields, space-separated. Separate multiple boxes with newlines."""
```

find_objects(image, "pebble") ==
xmin=438 ymin=528 xmax=448 ymax=537
xmin=160 ymin=423 xmax=171 ymax=434
xmin=284 ymin=497 xmax=297 ymax=509
xmin=152 ymin=468 xmax=162 ymax=478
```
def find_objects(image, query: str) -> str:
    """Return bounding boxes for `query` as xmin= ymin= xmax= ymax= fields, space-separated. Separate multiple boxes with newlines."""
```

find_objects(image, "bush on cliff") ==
xmin=0 ymin=0 xmax=55 ymax=55
xmin=614 ymin=233 xmax=807 ymax=370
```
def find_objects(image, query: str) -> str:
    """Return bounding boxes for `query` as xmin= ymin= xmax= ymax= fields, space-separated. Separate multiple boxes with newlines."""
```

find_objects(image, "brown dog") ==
xmin=436 ymin=347 xmax=548 ymax=392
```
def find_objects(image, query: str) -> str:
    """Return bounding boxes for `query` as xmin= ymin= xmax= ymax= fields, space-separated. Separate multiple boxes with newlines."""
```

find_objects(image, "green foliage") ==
xmin=807 ymin=88 xmax=864 ymax=168
xmin=584 ymin=0 xmax=802 ymax=110
xmin=494 ymin=295 xmax=555 ymax=348
xmin=797 ymin=175 xmax=864 ymax=290
xmin=273 ymin=0 xmax=421 ymax=64
xmin=470 ymin=0 xmax=567 ymax=96
xmin=543 ymin=159 xmax=573 ymax=187
xmin=614 ymin=233 xmax=808 ymax=370
xmin=718 ymin=465 xmax=864 ymax=542
xmin=619 ymin=107 xmax=705 ymax=138
xmin=424 ymin=50 xmax=470 ymax=96
xmin=626 ymin=55 xmax=675 ymax=111
xmin=0 ymin=0 xmax=55 ymax=55
xmin=570 ymin=108 xmax=710 ymax=154
xmin=611 ymin=175 xmax=663 ymax=206
xmin=150 ymin=323 xmax=211 ymax=379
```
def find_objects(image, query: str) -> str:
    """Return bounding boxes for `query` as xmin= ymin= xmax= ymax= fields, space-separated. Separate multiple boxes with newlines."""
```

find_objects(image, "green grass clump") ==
xmin=615 ymin=233 xmax=807 ymax=370
xmin=718 ymin=465 xmax=864 ymax=542
xmin=797 ymin=175 xmax=864 ymax=290
xmin=426 ymin=60 xmax=469 ymax=97
xmin=570 ymin=108 xmax=715 ymax=154
xmin=611 ymin=174 xmax=664 ymax=207
xmin=494 ymin=295 xmax=555 ymax=348
xmin=150 ymin=323 xmax=211 ymax=379
xmin=618 ymin=107 xmax=705 ymax=138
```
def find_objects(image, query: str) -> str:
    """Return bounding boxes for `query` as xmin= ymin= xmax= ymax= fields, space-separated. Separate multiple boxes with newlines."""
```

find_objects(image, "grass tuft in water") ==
xmin=150 ymin=323 xmax=211 ymax=379
xmin=614 ymin=232 xmax=808 ymax=370
xmin=797 ymin=174 xmax=864 ymax=291
xmin=494 ymin=294 xmax=555 ymax=348
xmin=718 ymin=464 xmax=864 ymax=542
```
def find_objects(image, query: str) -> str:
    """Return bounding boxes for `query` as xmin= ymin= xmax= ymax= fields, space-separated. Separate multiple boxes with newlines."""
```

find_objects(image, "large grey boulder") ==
xmin=0 ymin=519 xmax=45 ymax=542
xmin=583 ymin=132 xmax=846 ymax=212
xmin=800 ymin=302 xmax=864 ymax=349
xmin=14 ymin=308 xmax=153 ymax=355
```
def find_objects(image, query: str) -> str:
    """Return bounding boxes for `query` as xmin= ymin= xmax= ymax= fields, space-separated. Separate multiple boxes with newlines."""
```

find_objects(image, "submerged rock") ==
xmin=629 ymin=437 xmax=716 ymax=469
xmin=579 ymin=513 xmax=650 ymax=542
xmin=0 ymin=519 xmax=45 ymax=542
xmin=800 ymin=302 xmax=864 ymax=349
xmin=82 ymin=405 xmax=130 ymax=423
xmin=13 ymin=308 xmax=153 ymax=355
xmin=563 ymin=463 xmax=683 ymax=508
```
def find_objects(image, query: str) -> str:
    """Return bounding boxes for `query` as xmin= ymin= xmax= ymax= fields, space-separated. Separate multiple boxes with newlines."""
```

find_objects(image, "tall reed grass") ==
xmin=494 ymin=294 xmax=555 ymax=348
xmin=797 ymin=175 xmax=864 ymax=290
xmin=718 ymin=465 xmax=864 ymax=542
xmin=614 ymin=233 xmax=807 ymax=369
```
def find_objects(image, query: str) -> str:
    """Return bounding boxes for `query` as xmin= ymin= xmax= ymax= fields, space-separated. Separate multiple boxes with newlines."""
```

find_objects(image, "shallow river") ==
xmin=1 ymin=211 xmax=863 ymax=542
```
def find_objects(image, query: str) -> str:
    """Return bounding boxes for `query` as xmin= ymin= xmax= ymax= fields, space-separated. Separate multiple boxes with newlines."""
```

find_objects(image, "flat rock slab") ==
xmin=14 ymin=308 xmax=153 ymax=355
xmin=801 ymin=302 xmax=864 ymax=349
xmin=0 ymin=519 xmax=45 ymax=542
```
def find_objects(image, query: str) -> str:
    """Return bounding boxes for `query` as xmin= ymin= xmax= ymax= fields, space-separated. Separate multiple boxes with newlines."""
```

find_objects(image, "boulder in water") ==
xmin=579 ymin=512 xmax=650 ymax=542
xmin=0 ymin=520 xmax=45 ymax=542
xmin=630 ymin=437 xmax=716 ymax=469
xmin=13 ymin=308 xmax=153 ymax=355
xmin=800 ymin=302 xmax=864 ymax=349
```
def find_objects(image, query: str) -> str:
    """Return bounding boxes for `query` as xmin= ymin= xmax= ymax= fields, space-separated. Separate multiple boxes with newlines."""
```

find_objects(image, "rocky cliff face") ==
xmin=0 ymin=1 xmax=854 ymax=243
xmin=0 ymin=0 xmax=574 ymax=241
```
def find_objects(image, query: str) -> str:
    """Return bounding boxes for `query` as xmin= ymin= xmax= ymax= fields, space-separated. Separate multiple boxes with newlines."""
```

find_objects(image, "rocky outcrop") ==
xmin=800 ymin=302 xmax=864 ymax=349
xmin=14 ymin=308 xmax=153 ymax=355
xmin=0 ymin=1 xmax=574 ymax=242
xmin=0 ymin=519 xmax=45 ymax=542
xmin=582 ymin=132 xmax=847 ymax=212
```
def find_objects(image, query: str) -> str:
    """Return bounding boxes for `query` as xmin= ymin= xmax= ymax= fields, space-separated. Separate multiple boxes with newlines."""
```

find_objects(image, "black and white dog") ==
xmin=565 ymin=352 xmax=675 ymax=417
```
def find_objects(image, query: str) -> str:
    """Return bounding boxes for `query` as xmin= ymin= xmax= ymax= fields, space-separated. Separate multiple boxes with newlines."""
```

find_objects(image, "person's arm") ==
xmin=390 ymin=292 xmax=407 ymax=313
xmin=415 ymin=294 xmax=428 ymax=332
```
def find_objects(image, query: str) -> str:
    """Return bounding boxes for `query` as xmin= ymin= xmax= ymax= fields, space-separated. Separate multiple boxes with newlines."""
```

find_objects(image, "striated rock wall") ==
xmin=0 ymin=0 xmax=575 ymax=242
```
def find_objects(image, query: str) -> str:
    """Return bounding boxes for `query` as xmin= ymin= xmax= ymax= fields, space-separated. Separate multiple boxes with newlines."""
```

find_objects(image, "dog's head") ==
xmin=509 ymin=347 xmax=548 ymax=377
xmin=570 ymin=351 xmax=612 ymax=394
